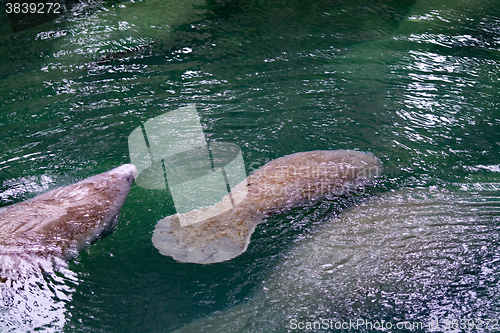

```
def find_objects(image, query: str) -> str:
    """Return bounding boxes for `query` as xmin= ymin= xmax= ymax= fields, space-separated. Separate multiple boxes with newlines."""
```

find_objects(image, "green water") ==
xmin=0 ymin=0 xmax=499 ymax=331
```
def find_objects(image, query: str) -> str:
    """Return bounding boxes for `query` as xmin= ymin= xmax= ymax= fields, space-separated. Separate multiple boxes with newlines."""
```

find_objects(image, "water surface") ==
xmin=0 ymin=0 xmax=499 ymax=331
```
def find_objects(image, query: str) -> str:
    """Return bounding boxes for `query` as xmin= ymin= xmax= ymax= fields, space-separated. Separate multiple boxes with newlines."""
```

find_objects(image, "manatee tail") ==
xmin=152 ymin=150 xmax=382 ymax=264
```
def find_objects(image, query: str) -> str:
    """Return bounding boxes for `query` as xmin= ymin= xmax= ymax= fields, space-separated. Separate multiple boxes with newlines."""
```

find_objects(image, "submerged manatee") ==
xmin=173 ymin=186 xmax=500 ymax=332
xmin=153 ymin=150 xmax=382 ymax=264
xmin=0 ymin=164 xmax=137 ymax=280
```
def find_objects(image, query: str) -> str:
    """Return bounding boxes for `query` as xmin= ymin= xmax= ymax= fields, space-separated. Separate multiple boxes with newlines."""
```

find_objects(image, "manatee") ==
xmin=173 ymin=186 xmax=500 ymax=332
xmin=152 ymin=150 xmax=382 ymax=264
xmin=0 ymin=164 xmax=137 ymax=280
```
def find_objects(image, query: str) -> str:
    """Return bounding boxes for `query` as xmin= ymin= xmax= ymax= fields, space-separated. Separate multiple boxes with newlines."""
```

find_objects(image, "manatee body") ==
xmin=0 ymin=164 xmax=137 ymax=279
xmin=153 ymin=150 xmax=382 ymax=264
xmin=173 ymin=187 xmax=500 ymax=333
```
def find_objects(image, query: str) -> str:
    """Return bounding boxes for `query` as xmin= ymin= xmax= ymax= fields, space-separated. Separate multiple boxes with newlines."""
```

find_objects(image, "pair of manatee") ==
xmin=0 ymin=150 xmax=382 ymax=279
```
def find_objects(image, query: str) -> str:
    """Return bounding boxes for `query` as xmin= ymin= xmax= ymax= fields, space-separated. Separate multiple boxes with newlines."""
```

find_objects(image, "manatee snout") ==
xmin=109 ymin=163 xmax=138 ymax=184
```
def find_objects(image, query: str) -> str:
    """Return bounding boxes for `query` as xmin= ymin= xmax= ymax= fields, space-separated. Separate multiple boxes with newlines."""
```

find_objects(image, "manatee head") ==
xmin=0 ymin=164 xmax=138 ymax=262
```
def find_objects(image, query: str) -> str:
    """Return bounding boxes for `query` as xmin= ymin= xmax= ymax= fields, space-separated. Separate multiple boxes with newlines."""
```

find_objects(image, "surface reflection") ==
xmin=0 ymin=258 xmax=78 ymax=332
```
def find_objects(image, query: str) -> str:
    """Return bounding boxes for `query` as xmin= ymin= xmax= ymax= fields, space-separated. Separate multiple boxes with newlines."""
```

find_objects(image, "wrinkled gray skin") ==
xmin=0 ymin=164 xmax=137 ymax=280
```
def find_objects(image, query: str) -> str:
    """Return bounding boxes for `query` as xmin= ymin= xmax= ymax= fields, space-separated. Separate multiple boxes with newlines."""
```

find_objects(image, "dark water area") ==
xmin=0 ymin=0 xmax=500 ymax=331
